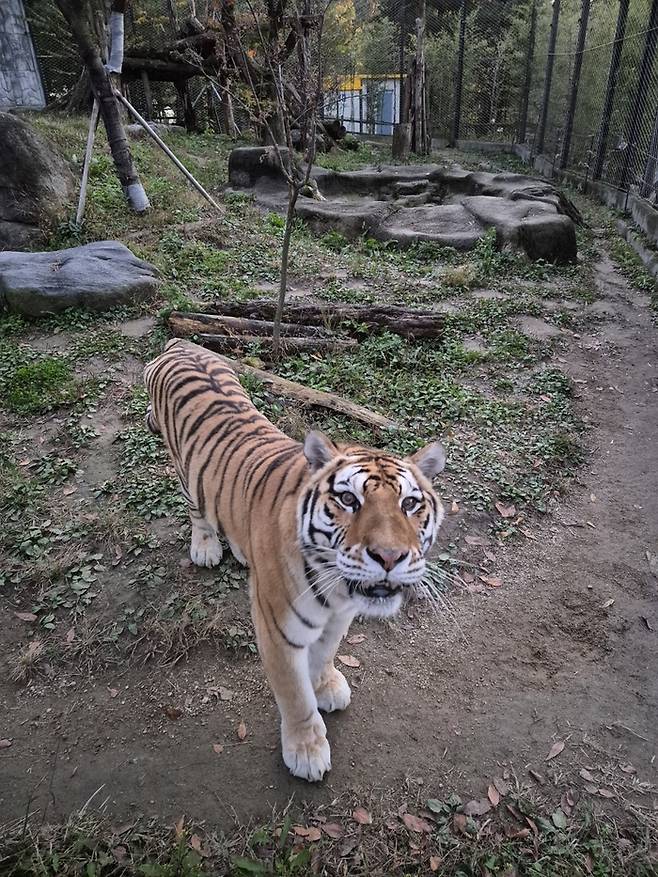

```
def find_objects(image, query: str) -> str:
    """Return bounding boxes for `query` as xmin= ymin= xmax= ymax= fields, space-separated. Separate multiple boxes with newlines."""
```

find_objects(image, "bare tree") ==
xmin=55 ymin=0 xmax=150 ymax=212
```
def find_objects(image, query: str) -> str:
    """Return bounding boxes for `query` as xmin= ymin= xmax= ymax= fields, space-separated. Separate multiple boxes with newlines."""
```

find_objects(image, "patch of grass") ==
xmin=1 ymin=357 xmax=79 ymax=415
xmin=608 ymin=235 xmax=657 ymax=308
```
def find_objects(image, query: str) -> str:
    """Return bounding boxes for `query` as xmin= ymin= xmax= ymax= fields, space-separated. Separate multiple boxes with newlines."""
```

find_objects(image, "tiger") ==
xmin=144 ymin=338 xmax=446 ymax=782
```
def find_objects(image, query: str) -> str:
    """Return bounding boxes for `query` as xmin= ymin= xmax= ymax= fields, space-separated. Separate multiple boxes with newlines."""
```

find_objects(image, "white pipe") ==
xmin=114 ymin=89 xmax=222 ymax=212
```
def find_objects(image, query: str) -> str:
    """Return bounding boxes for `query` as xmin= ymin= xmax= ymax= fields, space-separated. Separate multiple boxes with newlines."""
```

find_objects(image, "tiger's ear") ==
xmin=303 ymin=431 xmax=338 ymax=471
xmin=407 ymin=441 xmax=446 ymax=480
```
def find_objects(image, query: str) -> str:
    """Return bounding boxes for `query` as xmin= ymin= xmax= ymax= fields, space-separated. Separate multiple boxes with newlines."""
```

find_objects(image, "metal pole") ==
xmin=559 ymin=0 xmax=590 ymax=170
xmin=518 ymin=0 xmax=537 ymax=144
xmin=640 ymin=105 xmax=658 ymax=198
xmin=536 ymin=0 xmax=561 ymax=155
xmin=113 ymin=90 xmax=222 ymax=212
xmin=620 ymin=0 xmax=658 ymax=190
xmin=450 ymin=0 xmax=467 ymax=147
xmin=592 ymin=0 xmax=630 ymax=180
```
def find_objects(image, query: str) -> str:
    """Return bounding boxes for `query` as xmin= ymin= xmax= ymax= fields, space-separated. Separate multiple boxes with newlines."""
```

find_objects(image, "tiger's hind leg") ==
xmin=189 ymin=507 xmax=223 ymax=568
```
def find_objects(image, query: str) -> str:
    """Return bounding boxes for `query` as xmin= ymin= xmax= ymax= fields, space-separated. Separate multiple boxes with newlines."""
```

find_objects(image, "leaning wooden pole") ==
xmin=114 ymin=90 xmax=222 ymax=212
xmin=75 ymin=98 xmax=100 ymax=225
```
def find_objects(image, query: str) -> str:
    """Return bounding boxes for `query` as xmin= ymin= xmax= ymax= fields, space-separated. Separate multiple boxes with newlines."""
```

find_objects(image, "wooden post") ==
xmin=392 ymin=123 xmax=412 ymax=159
xmin=75 ymin=98 xmax=100 ymax=225
xmin=140 ymin=69 xmax=154 ymax=119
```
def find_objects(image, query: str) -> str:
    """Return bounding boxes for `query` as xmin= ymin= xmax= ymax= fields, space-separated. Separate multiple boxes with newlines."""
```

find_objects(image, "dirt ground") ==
xmin=1 ymin=235 xmax=657 ymax=843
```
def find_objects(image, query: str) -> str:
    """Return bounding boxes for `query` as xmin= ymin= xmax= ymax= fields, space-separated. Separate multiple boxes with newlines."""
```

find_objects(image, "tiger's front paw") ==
xmin=281 ymin=713 xmax=331 ymax=782
xmin=190 ymin=532 xmax=223 ymax=567
xmin=315 ymin=667 xmax=351 ymax=713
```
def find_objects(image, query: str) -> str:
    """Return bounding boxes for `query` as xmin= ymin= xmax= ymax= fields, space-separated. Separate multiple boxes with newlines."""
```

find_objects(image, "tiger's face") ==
xmin=298 ymin=431 xmax=445 ymax=618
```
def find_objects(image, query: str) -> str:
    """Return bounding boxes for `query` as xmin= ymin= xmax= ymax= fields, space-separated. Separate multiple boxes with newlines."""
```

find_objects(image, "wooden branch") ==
xmin=169 ymin=311 xmax=329 ymax=338
xmin=208 ymin=300 xmax=444 ymax=339
xmin=193 ymin=346 xmax=398 ymax=431
xmin=194 ymin=333 xmax=357 ymax=356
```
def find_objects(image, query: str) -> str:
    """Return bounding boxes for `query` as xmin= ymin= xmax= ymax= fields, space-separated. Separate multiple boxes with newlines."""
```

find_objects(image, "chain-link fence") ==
xmin=22 ymin=0 xmax=658 ymax=206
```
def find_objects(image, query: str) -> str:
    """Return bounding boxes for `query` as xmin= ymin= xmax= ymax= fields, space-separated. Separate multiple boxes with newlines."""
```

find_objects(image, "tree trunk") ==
xmin=208 ymin=301 xmax=444 ymax=339
xmin=175 ymin=79 xmax=198 ymax=132
xmin=272 ymin=183 xmax=300 ymax=357
xmin=192 ymin=334 xmax=357 ymax=356
xmin=168 ymin=312 xmax=330 ymax=338
xmin=55 ymin=0 xmax=150 ymax=213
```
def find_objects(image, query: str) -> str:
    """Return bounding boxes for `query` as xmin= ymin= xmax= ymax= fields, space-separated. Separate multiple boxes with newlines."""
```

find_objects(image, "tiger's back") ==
xmin=143 ymin=338 xmax=306 ymax=568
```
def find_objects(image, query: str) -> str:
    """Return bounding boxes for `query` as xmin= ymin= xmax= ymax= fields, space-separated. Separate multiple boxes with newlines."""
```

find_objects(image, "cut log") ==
xmin=208 ymin=300 xmax=444 ymax=339
xmin=194 ymin=333 xmax=356 ymax=356
xmin=169 ymin=311 xmax=329 ymax=338
xmin=174 ymin=341 xmax=396 ymax=430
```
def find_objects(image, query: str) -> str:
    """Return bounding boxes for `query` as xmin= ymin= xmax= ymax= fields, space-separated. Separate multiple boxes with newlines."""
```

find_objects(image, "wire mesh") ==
xmin=19 ymin=0 xmax=658 ymax=206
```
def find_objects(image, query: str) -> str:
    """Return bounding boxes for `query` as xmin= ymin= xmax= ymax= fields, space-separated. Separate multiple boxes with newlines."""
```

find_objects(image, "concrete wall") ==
xmin=0 ymin=0 xmax=46 ymax=111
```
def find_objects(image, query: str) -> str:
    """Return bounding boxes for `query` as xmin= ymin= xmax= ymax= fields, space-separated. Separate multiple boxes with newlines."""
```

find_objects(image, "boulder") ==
xmin=0 ymin=111 xmax=76 ymax=250
xmin=377 ymin=204 xmax=485 ymax=250
xmin=0 ymin=241 xmax=160 ymax=316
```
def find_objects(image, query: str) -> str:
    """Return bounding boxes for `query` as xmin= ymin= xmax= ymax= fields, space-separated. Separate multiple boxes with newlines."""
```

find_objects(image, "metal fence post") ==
xmin=620 ymin=0 xmax=658 ymax=190
xmin=640 ymin=105 xmax=658 ymax=198
xmin=559 ymin=0 xmax=590 ymax=170
xmin=592 ymin=0 xmax=630 ymax=180
xmin=518 ymin=0 xmax=537 ymax=144
xmin=536 ymin=0 xmax=561 ymax=155
xmin=449 ymin=0 xmax=467 ymax=148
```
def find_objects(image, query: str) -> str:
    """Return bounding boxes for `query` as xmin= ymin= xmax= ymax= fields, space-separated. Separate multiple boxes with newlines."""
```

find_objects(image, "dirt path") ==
xmin=2 ymin=237 xmax=657 ymax=829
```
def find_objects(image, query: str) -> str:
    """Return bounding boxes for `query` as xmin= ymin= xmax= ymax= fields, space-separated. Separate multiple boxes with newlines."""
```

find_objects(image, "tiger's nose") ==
xmin=366 ymin=547 xmax=408 ymax=571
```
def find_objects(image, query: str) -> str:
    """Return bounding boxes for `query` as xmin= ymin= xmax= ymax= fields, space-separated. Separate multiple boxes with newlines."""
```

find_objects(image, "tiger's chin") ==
xmin=348 ymin=581 xmax=405 ymax=618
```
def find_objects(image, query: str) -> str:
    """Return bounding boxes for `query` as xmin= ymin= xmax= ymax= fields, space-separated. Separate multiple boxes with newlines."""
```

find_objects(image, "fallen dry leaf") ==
xmin=452 ymin=813 xmax=468 ymax=835
xmin=0 ymin=739 xmax=12 ymax=749
xmin=479 ymin=574 xmax=503 ymax=588
xmin=237 ymin=721 xmax=247 ymax=741
xmin=352 ymin=807 xmax=372 ymax=825
xmin=484 ymin=549 xmax=496 ymax=563
xmin=219 ymin=686 xmax=233 ymax=701
xmin=579 ymin=768 xmax=594 ymax=782
xmin=493 ymin=777 xmax=509 ymax=797
xmin=402 ymin=813 xmax=432 ymax=833
xmin=212 ymin=743 xmax=224 ymax=755
xmin=465 ymin=535 xmax=488 ymax=546
xmin=601 ymin=598 xmax=615 ymax=609
xmin=107 ymin=687 xmax=119 ymax=699
xmin=14 ymin=611 xmax=37 ymax=623
xmin=546 ymin=740 xmax=565 ymax=761
xmin=463 ymin=799 xmax=491 ymax=817
xmin=495 ymin=501 xmax=516 ymax=519
xmin=529 ymin=769 xmax=545 ymax=785
xmin=322 ymin=822 xmax=344 ymax=839
xmin=293 ymin=825 xmax=321 ymax=841
xmin=163 ymin=705 xmax=182 ymax=720
xmin=450 ymin=500 xmax=459 ymax=514
xmin=429 ymin=855 xmax=441 ymax=872
xmin=619 ymin=763 xmax=636 ymax=774
xmin=346 ymin=633 xmax=366 ymax=645
xmin=189 ymin=834 xmax=206 ymax=856
xmin=65 ymin=627 xmax=75 ymax=643
xmin=598 ymin=788 xmax=614 ymax=799
xmin=63 ymin=485 xmax=78 ymax=496
xmin=337 ymin=654 xmax=360 ymax=668
xmin=487 ymin=784 xmax=500 ymax=807
xmin=584 ymin=782 xmax=599 ymax=794
xmin=174 ymin=816 xmax=185 ymax=840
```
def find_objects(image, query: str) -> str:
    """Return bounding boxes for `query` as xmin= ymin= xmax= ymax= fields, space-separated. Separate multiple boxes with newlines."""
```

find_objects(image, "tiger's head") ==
xmin=298 ymin=431 xmax=445 ymax=618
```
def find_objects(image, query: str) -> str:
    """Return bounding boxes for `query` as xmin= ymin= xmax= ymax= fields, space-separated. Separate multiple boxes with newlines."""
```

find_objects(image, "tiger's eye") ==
xmin=401 ymin=496 xmax=419 ymax=512
xmin=340 ymin=491 xmax=357 ymax=508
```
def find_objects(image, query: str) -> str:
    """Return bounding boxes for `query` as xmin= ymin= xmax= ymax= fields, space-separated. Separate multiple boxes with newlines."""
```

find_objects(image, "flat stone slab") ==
xmin=0 ymin=241 xmax=160 ymax=316
xmin=378 ymin=204 xmax=484 ymax=249
xmin=227 ymin=146 xmax=578 ymax=263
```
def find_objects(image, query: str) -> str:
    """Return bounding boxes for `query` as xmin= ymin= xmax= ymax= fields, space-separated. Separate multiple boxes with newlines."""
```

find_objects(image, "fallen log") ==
xmin=208 ymin=300 xmax=444 ymax=339
xmin=177 ymin=342 xmax=397 ymax=431
xmin=195 ymin=333 xmax=356 ymax=356
xmin=169 ymin=311 xmax=329 ymax=339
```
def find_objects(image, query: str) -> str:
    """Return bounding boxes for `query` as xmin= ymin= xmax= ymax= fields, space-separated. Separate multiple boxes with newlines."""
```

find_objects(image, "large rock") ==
xmin=377 ymin=204 xmax=485 ymax=249
xmin=0 ymin=241 xmax=160 ymax=316
xmin=0 ymin=112 xmax=76 ymax=250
